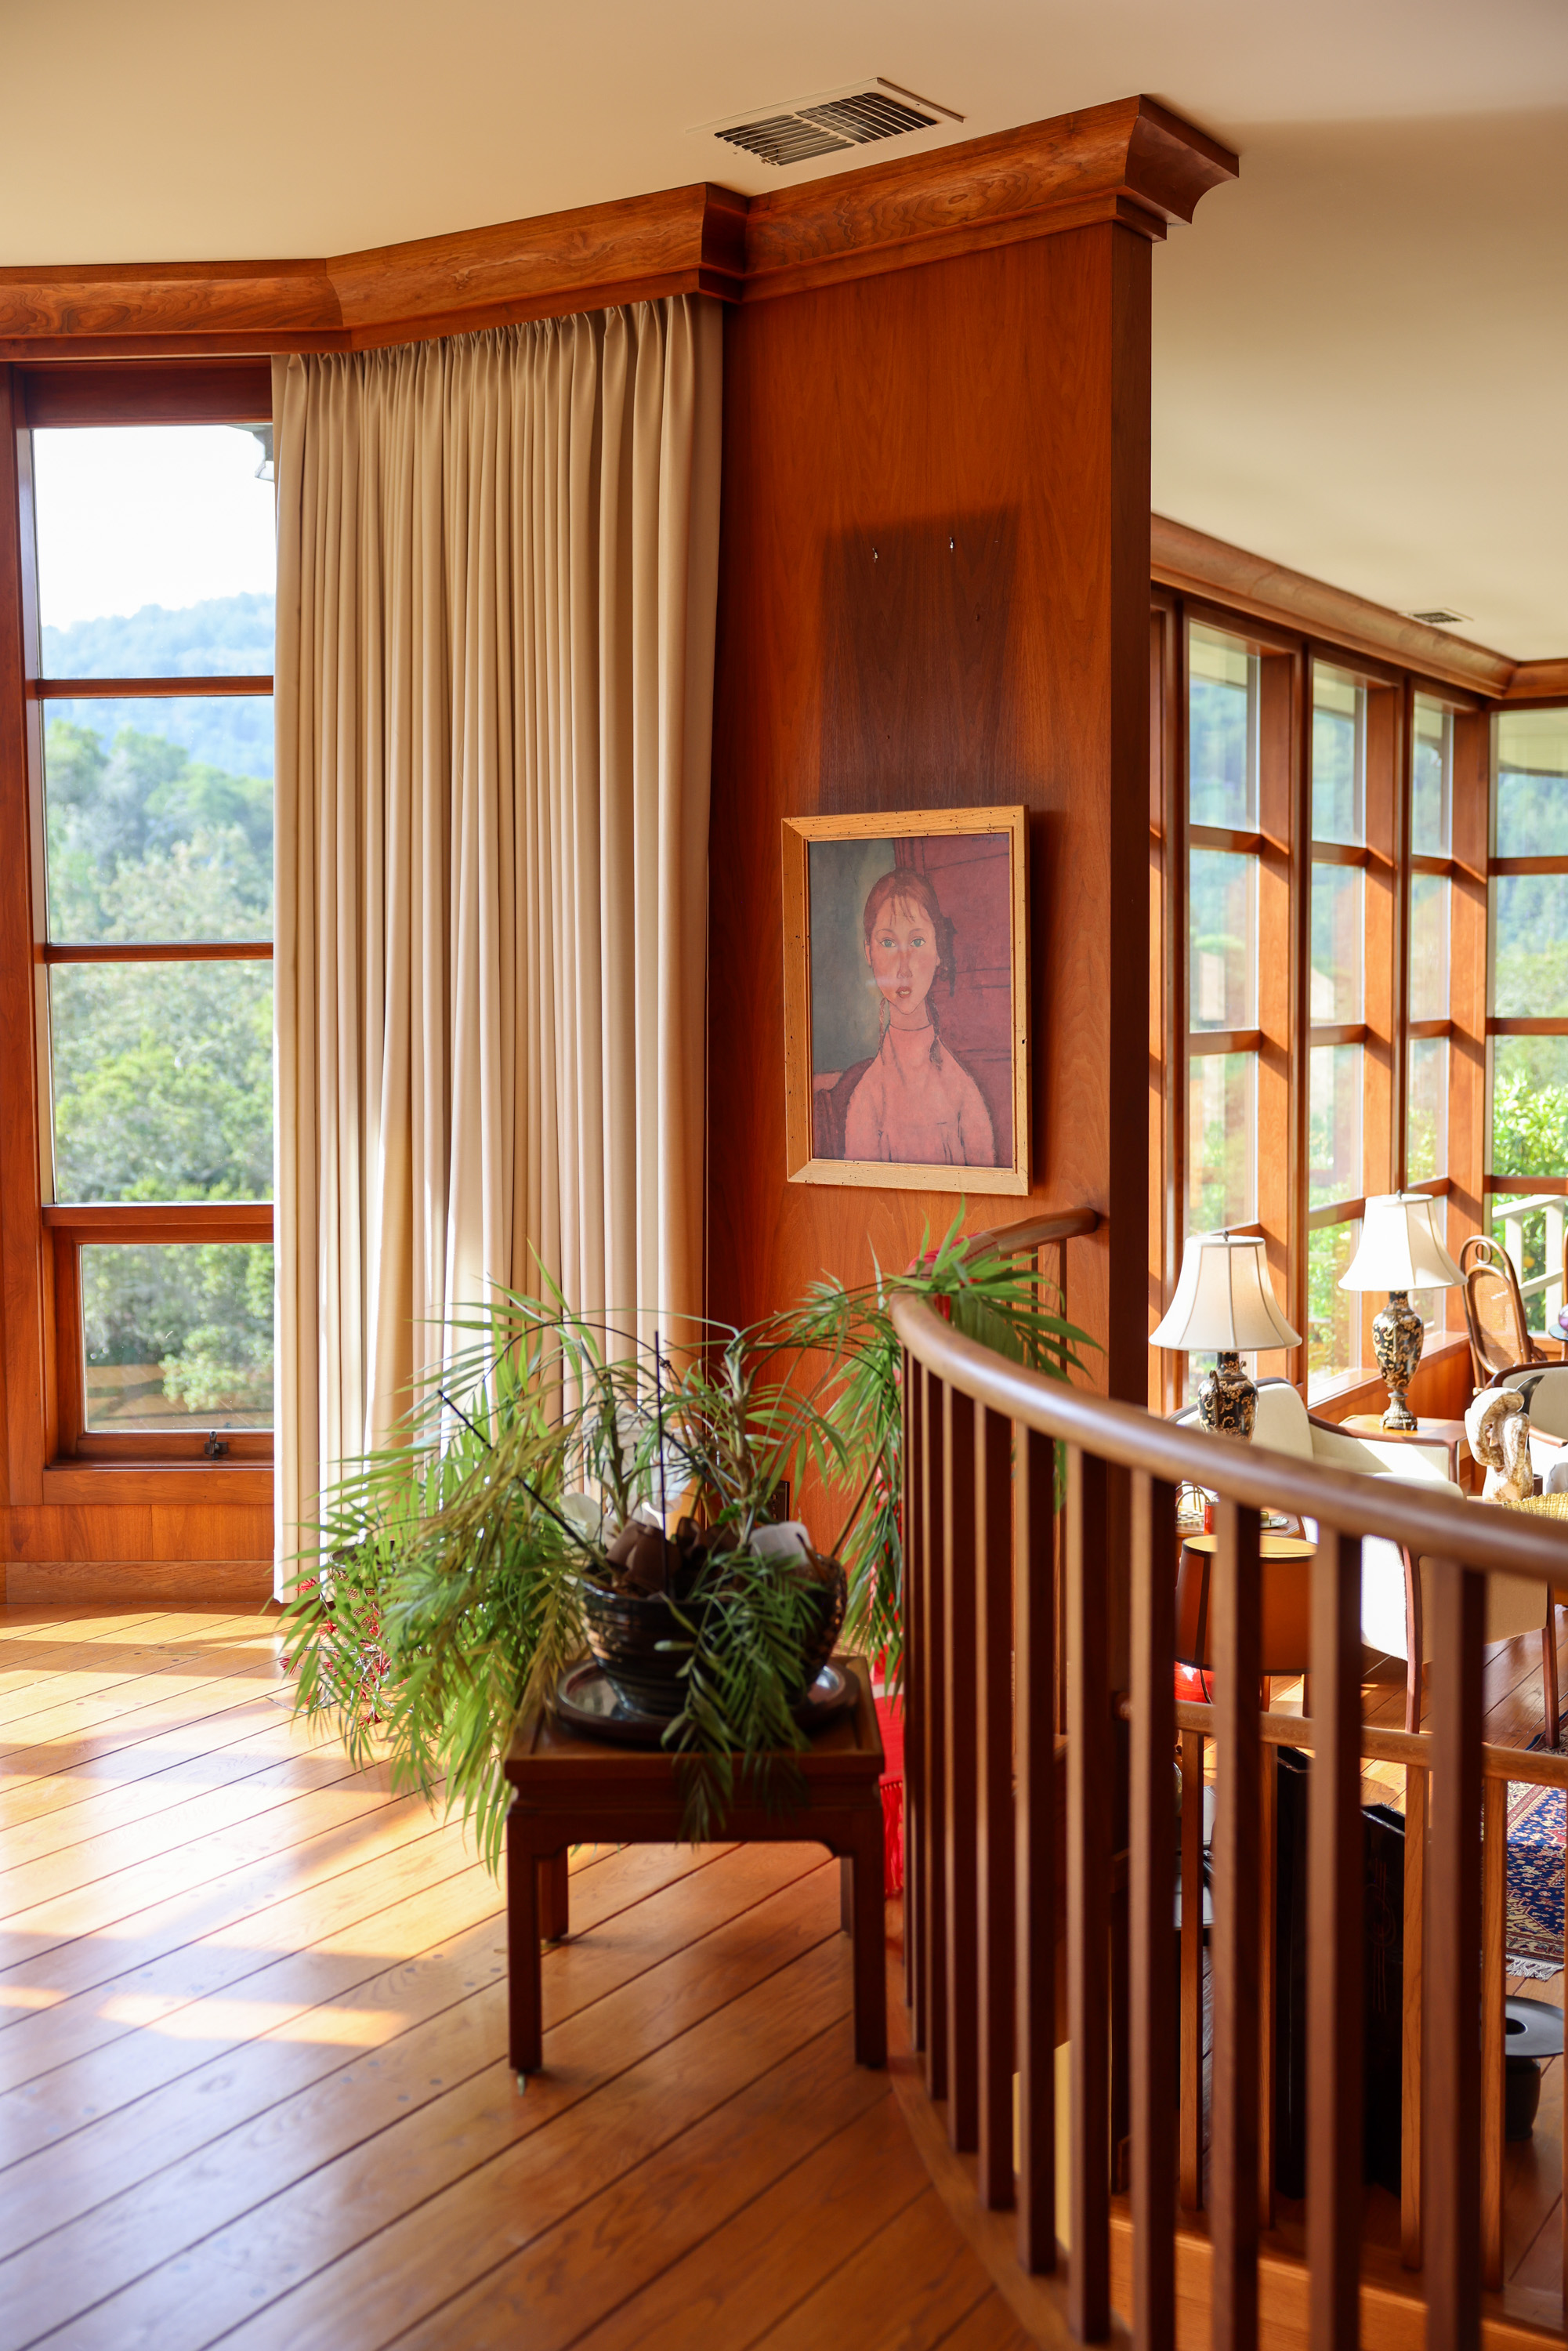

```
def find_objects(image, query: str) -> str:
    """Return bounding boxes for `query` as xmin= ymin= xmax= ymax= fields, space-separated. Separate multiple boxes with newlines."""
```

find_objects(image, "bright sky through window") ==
xmin=33 ymin=426 xmax=275 ymax=632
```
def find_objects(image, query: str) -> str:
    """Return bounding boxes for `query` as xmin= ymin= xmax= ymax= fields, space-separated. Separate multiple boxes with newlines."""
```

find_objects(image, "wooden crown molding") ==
xmin=0 ymin=96 xmax=1234 ymax=362
xmin=1151 ymin=514 xmax=1566 ymax=703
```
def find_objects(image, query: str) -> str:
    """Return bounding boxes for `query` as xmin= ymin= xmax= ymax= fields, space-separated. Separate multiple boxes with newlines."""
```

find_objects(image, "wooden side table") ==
xmin=1342 ymin=1413 xmax=1474 ymax=1493
xmin=502 ymin=1654 xmax=887 ymax=2078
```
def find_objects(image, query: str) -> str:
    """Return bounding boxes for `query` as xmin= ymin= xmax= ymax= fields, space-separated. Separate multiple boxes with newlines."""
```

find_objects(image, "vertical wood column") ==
xmin=1067 ymin=1444 xmax=1111 ymax=2338
xmin=943 ymin=1382 xmax=980 ymax=2151
xmin=1307 ymin=1526 xmax=1364 ymax=2350
xmin=976 ymin=1402 xmax=1016 ymax=2208
xmin=921 ymin=1365 xmax=949 ymax=2090
xmin=1425 ymin=1556 xmax=1483 ymax=2351
xmin=1210 ymin=1496 xmax=1262 ymax=2351
xmin=1480 ymin=1771 xmax=1506 ymax=2292
xmin=1130 ymin=1468 xmax=1177 ymax=2348
xmin=1016 ymin=1424 xmax=1057 ymax=2273
xmin=903 ymin=1349 xmax=922 ymax=2018
xmin=1401 ymin=1762 xmax=1427 ymax=2270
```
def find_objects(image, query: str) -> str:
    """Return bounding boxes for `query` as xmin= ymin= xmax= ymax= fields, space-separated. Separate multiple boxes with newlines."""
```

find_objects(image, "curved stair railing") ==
xmin=892 ymin=1223 xmax=1568 ymax=2351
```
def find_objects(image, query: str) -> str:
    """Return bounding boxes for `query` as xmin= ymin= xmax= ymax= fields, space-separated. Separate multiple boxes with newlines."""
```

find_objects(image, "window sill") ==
xmin=42 ymin=1462 xmax=273 ymax=1507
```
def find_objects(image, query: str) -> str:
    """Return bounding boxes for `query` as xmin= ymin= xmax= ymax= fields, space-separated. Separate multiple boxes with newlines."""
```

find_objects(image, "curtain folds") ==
xmin=272 ymin=299 xmax=722 ymax=1583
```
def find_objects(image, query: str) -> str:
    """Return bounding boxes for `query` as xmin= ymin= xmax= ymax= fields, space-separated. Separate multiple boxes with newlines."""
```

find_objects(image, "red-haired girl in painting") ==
xmin=819 ymin=868 xmax=996 ymax=1167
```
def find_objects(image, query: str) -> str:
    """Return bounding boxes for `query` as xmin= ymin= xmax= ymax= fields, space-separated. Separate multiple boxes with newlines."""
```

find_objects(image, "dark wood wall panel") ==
xmin=708 ymin=225 xmax=1153 ymax=1397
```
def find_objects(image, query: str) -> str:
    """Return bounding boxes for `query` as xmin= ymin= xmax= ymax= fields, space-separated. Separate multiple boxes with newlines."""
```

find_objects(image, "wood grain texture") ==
xmin=0 ymin=103 xmax=1232 ymax=360
xmin=3 ymin=1555 xmax=273 ymax=1602
xmin=741 ymin=95 xmax=1237 ymax=301
xmin=19 ymin=359 xmax=272 ymax=424
xmin=709 ymin=224 xmax=1153 ymax=1400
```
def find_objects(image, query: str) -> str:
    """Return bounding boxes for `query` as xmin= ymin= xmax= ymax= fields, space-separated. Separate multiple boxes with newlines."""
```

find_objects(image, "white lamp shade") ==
xmin=1150 ymin=1232 xmax=1302 ymax=1353
xmin=1338 ymin=1193 xmax=1465 ymax=1292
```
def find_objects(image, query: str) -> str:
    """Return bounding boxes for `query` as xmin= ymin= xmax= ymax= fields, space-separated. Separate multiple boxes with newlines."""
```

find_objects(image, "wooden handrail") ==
xmin=890 ymin=1291 xmax=1566 ymax=1587
xmin=962 ymin=1206 xmax=1101 ymax=1256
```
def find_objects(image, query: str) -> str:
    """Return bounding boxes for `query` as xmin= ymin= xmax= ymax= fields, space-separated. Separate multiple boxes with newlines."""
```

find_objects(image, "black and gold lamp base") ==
xmin=1372 ymin=1291 xmax=1423 ymax=1431
xmin=1197 ymin=1350 xmax=1257 ymax=1437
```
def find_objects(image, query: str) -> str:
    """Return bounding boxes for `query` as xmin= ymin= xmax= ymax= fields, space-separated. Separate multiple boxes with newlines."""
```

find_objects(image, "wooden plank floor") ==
xmin=0 ymin=1604 xmax=1028 ymax=2351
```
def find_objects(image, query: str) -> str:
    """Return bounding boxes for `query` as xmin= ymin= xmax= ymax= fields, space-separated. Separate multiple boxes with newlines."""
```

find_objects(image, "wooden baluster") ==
xmin=1307 ymin=1526 xmax=1363 ymax=2351
xmin=1067 ymin=1444 xmax=1112 ymax=2338
xmin=1425 ymin=1556 xmax=1483 ymax=2351
xmin=1131 ymin=1469 xmax=1177 ymax=2349
xmin=1210 ymin=1496 xmax=1262 ymax=2351
xmin=1481 ymin=1772 xmax=1506 ymax=2293
xmin=1400 ymin=1762 xmax=1425 ymax=2270
xmin=944 ymin=1382 xmax=980 ymax=2152
xmin=1016 ymin=1425 xmax=1057 ymax=2273
xmin=1258 ymin=1720 xmax=1276 ymax=2238
xmin=922 ymin=1368 xmax=950 ymax=2096
xmin=904 ymin=1346 xmax=921 ymax=2019
xmin=976 ymin=1401 xmax=1016 ymax=2208
xmin=1179 ymin=1726 xmax=1205 ymax=2212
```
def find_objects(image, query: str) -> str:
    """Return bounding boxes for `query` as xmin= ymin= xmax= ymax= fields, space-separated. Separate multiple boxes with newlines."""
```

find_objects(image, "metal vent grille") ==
xmin=714 ymin=85 xmax=944 ymax=168
xmin=1407 ymin=608 xmax=1470 ymax=627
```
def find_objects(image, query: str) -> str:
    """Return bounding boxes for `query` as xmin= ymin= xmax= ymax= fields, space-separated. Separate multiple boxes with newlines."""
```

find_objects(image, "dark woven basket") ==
xmin=579 ymin=1560 xmax=846 ymax=1721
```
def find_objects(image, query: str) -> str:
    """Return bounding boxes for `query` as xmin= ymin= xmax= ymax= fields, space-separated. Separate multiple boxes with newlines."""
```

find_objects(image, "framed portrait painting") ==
xmin=781 ymin=806 xmax=1029 ymax=1194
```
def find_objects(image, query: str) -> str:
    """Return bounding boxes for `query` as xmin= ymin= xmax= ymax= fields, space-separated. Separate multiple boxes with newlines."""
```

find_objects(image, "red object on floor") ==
xmin=875 ymin=1692 xmax=905 ymax=1895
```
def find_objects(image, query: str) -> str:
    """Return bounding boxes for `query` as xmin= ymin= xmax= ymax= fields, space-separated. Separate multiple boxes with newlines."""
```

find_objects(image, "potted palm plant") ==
xmin=282 ymin=1216 xmax=1091 ymax=1854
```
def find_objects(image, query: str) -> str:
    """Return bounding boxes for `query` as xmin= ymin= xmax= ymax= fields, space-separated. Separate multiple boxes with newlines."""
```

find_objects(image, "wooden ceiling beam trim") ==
xmin=0 ymin=96 xmax=1235 ymax=357
xmin=1151 ymin=515 xmax=1515 ymax=699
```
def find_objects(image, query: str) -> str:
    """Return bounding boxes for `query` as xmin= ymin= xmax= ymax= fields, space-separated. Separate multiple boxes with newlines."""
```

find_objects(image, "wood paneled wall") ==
xmin=708 ymin=223 xmax=1154 ymax=1400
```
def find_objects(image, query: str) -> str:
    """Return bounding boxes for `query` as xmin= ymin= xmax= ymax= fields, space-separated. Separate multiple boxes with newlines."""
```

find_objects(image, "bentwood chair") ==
xmin=1462 ymin=1233 xmax=1563 ymax=1388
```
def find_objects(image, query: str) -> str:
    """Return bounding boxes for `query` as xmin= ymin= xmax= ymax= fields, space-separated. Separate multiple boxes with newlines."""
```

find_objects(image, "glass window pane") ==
xmin=1493 ymin=1035 xmax=1568 ymax=1182
xmin=1412 ymin=698 xmax=1453 ymax=858
xmin=44 ymin=705 xmax=273 ymax=945
xmin=33 ymin=426 xmax=275 ymax=679
xmin=1190 ymin=850 xmax=1257 ymax=1029
xmin=81 ymin=1241 xmax=273 ymax=1431
xmin=1309 ymin=1043 xmax=1362 ymax=1206
xmin=1310 ymin=864 xmax=1363 ymax=1023
xmin=49 ymin=963 xmax=273 ymax=1204
xmin=1409 ymin=873 xmax=1450 ymax=1023
xmin=1407 ymin=1036 xmax=1448 ymax=1181
xmin=1188 ymin=1052 xmax=1256 ymax=1230
xmin=1188 ymin=625 xmax=1258 ymax=828
xmin=1307 ymin=1220 xmax=1361 ymax=1398
xmin=1494 ymin=875 xmax=1568 ymax=1017
xmin=1497 ymin=708 xmax=1568 ymax=860
xmin=1313 ymin=665 xmax=1366 ymax=846
xmin=1487 ymin=1195 xmax=1566 ymax=1342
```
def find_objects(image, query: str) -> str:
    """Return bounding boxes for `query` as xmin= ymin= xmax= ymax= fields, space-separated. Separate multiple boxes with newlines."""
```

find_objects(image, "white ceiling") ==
xmin=4 ymin=0 xmax=1566 ymax=656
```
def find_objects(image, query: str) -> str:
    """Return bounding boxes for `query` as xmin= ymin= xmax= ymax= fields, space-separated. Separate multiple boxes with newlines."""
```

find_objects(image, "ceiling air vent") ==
xmin=1407 ymin=608 xmax=1471 ymax=627
xmin=709 ymin=78 xmax=961 ymax=169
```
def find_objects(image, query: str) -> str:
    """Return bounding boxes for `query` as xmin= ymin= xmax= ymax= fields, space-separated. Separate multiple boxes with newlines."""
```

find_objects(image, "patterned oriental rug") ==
xmin=1506 ymin=1779 xmax=1566 ymax=1979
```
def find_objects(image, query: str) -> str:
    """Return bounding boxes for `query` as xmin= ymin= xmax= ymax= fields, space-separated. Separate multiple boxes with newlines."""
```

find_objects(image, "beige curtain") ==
xmin=272 ymin=299 xmax=722 ymax=1586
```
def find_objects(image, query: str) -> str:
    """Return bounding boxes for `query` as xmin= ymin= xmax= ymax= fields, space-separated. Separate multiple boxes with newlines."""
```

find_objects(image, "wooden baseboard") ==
xmin=2 ymin=1557 xmax=275 ymax=1605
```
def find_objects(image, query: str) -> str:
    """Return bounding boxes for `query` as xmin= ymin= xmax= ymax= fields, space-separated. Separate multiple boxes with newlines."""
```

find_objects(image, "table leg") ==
xmin=507 ymin=1804 xmax=542 ymax=2078
xmin=539 ymin=1849 xmax=570 ymax=1942
xmin=840 ymin=1853 xmax=854 ymax=1933
xmin=848 ymin=1815 xmax=887 ymax=2068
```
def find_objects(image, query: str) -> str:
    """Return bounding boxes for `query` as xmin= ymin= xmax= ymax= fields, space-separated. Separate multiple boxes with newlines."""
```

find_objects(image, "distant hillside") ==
xmin=42 ymin=594 xmax=275 ymax=779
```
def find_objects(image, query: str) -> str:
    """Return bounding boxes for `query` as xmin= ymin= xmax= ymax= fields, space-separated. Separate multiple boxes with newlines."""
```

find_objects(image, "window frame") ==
xmin=0 ymin=360 xmax=275 ymax=1497
xmin=1152 ymin=587 xmax=1491 ymax=1412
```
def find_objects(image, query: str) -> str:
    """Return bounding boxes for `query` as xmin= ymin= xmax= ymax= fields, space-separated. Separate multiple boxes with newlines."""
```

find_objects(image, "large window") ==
xmin=1157 ymin=596 xmax=1484 ymax=1412
xmin=1490 ymin=707 xmax=1568 ymax=1335
xmin=29 ymin=416 xmax=275 ymax=1459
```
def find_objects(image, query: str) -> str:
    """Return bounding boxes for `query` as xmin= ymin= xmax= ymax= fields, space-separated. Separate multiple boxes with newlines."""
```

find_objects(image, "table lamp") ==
xmin=1150 ymin=1231 xmax=1302 ymax=1436
xmin=1338 ymin=1191 xmax=1465 ymax=1432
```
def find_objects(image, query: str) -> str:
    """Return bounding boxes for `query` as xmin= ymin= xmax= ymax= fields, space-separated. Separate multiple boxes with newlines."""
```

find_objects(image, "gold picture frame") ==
xmin=781 ymin=806 xmax=1030 ymax=1194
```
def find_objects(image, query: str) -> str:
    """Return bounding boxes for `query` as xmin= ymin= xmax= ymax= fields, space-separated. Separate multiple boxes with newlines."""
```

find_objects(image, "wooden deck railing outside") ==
xmin=892 ymin=1217 xmax=1568 ymax=2351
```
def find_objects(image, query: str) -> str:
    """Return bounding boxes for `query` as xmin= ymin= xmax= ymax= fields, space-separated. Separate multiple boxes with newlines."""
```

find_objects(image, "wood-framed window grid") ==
xmin=1 ymin=360 xmax=275 ymax=1486
xmin=1151 ymin=586 xmax=1490 ymax=1415
xmin=1484 ymin=697 xmax=1568 ymax=1222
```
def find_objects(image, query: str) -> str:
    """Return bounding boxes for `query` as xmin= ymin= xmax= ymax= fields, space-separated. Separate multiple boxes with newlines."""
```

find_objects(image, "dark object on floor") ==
xmin=1505 ymin=1996 xmax=1565 ymax=2141
xmin=1273 ymin=1748 xmax=1407 ymax=2197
